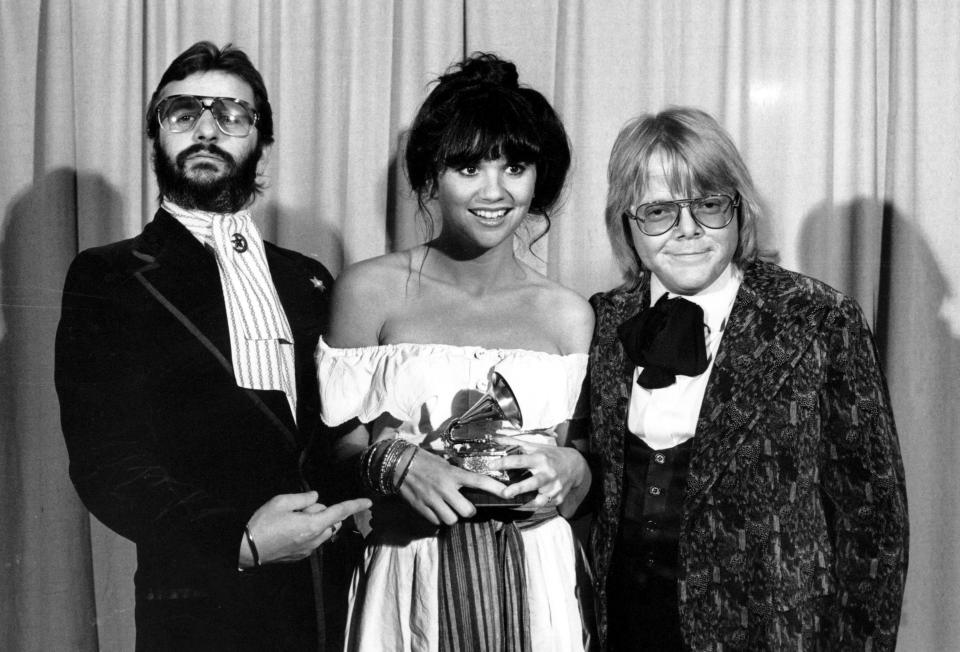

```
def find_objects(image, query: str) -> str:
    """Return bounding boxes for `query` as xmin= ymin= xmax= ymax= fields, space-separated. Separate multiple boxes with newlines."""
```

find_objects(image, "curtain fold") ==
xmin=1 ymin=2 xmax=100 ymax=651
xmin=1 ymin=1 xmax=956 ymax=649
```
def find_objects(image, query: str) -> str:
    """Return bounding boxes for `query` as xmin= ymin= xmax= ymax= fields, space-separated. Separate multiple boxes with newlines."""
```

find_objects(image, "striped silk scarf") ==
xmin=163 ymin=199 xmax=298 ymax=419
xmin=438 ymin=511 xmax=555 ymax=652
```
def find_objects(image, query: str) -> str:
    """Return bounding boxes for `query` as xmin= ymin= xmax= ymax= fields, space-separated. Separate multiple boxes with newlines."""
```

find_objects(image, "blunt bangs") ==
xmin=406 ymin=52 xmax=570 ymax=225
xmin=435 ymin=90 xmax=542 ymax=170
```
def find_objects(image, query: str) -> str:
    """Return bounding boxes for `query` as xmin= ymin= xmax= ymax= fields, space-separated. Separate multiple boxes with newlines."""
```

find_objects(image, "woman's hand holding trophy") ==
xmin=435 ymin=371 xmax=589 ymax=513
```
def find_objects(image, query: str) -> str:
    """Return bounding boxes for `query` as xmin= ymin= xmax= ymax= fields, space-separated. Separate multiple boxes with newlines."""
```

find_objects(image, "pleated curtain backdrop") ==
xmin=1 ymin=1 xmax=957 ymax=650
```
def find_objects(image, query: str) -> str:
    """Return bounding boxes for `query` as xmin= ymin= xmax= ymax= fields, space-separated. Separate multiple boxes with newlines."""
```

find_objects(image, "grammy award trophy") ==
xmin=441 ymin=372 xmax=536 ymax=507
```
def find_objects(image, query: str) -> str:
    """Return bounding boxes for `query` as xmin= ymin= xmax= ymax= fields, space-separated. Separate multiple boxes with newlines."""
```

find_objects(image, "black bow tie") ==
xmin=617 ymin=293 xmax=709 ymax=389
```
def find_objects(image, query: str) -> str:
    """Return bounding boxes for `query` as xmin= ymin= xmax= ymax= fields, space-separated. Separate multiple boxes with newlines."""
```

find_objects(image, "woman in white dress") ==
xmin=317 ymin=53 xmax=595 ymax=651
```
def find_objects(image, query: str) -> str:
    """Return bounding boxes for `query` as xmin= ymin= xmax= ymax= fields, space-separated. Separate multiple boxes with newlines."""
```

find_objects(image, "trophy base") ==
xmin=445 ymin=441 xmax=536 ymax=507
xmin=460 ymin=485 xmax=537 ymax=508
xmin=462 ymin=467 xmax=536 ymax=507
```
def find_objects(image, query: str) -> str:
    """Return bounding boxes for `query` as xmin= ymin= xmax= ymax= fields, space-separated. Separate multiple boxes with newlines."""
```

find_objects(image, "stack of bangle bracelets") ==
xmin=359 ymin=438 xmax=419 ymax=497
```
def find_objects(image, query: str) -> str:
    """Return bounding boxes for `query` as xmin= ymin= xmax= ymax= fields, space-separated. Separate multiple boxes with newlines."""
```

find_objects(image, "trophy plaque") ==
xmin=442 ymin=372 xmax=536 ymax=507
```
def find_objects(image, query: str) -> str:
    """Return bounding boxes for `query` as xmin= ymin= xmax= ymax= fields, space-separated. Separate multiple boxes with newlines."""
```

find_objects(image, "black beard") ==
xmin=153 ymin=140 xmax=262 ymax=213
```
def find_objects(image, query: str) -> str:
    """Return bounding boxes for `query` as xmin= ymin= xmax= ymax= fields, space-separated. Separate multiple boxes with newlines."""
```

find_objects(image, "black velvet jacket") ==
xmin=55 ymin=209 xmax=334 ymax=650
xmin=588 ymin=260 xmax=908 ymax=651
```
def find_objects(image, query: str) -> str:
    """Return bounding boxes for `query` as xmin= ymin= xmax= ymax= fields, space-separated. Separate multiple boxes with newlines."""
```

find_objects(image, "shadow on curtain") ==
xmin=798 ymin=197 xmax=960 ymax=651
xmin=0 ymin=169 xmax=125 ymax=650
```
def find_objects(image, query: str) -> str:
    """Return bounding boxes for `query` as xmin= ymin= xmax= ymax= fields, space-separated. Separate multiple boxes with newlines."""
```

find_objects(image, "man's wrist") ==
xmin=238 ymin=525 xmax=260 ymax=571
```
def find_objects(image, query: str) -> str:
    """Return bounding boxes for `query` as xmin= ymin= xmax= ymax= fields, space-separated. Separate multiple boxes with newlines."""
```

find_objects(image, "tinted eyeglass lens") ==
xmin=158 ymin=96 xmax=254 ymax=136
xmin=640 ymin=204 xmax=680 ymax=235
xmin=637 ymin=195 xmax=734 ymax=235
xmin=691 ymin=195 xmax=733 ymax=227
xmin=159 ymin=96 xmax=204 ymax=132
xmin=210 ymin=99 xmax=255 ymax=136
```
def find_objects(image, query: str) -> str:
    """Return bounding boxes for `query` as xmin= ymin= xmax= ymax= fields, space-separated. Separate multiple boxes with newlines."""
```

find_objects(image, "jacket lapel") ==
xmin=612 ymin=281 xmax=651 ymax=406
xmin=264 ymin=242 xmax=328 ymax=431
xmin=593 ymin=279 xmax=650 ymax=495
xmin=266 ymin=244 xmax=320 ymax=345
xmin=684 ymin=260 xmax=826 ymax=513
xmin=128 ymin=209 xmax=223 ymax=319
xmin=128 ymin=209 xmax=300 ymax=447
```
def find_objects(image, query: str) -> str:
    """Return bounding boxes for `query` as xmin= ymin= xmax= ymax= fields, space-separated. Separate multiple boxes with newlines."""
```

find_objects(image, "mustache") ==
xmin=176 ymin=144 xmax=236 ymax=168
xmin=153 ymin=138 xmax=262 ymax=213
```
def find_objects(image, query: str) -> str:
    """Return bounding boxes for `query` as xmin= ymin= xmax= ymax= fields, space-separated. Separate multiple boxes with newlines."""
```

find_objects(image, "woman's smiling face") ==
xmin=628 ymin=150 xmax=739 ymax=295
xmin=435 ymin=157 xmax=536 ymax=251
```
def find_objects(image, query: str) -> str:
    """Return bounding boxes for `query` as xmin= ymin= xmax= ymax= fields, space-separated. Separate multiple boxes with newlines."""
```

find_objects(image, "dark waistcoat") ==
xmin=607 ymin=435 xmax=692 ymax=651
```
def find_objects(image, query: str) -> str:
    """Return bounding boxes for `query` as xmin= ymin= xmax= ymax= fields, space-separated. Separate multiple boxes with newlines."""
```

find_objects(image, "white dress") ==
xmin=317 ymin=338 xmax=588 ymax=652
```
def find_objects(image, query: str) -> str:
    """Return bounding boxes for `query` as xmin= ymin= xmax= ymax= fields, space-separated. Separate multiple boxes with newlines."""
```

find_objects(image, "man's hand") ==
xmin=239 ymin=491 xmax=372 ymax=568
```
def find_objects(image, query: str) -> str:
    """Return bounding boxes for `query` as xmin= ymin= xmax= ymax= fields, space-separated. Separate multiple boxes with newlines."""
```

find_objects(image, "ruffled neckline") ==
xmin=317 ymin=336 xmax=588 ymax=361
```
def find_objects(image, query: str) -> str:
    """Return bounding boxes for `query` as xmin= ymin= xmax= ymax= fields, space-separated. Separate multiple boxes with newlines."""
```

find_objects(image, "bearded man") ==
xmin=54 ymin=41 xmax=369 ymax=652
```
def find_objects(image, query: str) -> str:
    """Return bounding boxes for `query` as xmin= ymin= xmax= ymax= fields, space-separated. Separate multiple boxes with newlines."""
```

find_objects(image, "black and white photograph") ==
xmin=0 ymin=2 xmax=955 ymax=650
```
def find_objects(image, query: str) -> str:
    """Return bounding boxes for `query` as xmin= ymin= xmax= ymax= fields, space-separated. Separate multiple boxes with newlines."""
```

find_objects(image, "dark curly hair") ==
xmin=144 ymin=41 xmax=273 ymax=145
xmin=405 ymin=52 xmax=571 ymax=222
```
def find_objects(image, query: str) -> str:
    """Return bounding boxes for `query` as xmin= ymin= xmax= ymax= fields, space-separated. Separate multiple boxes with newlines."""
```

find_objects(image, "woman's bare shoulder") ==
xmin=334 ymin=251 xmax=412 ymax=294
xmin=326 ymin=249 xmax=419 ymax=346
xmin=526 ymin=274 xmax=595 ymax=354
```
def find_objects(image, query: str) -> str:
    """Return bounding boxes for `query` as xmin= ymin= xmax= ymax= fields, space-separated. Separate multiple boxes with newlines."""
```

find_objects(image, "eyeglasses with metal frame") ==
xmin=624 ymin=193 xmax=740 ymax=236
xmin=156 ymin=95 xmax=259 ymax=137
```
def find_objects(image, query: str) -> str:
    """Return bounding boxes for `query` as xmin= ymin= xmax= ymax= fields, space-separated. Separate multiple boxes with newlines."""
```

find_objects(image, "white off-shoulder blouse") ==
xmin=316 ymin=337 xmax=588 ymax=444
xmin=314 ymin=337 xmax=589 ymax=652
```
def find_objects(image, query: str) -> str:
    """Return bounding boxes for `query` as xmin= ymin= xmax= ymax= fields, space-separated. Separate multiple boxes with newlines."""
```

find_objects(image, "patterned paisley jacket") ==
xmin=588 ymin=259 xmax=908 ymax=651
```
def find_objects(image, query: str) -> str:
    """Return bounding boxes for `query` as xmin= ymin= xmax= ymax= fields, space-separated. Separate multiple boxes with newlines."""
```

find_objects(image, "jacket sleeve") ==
xmin=819 ymin=297 xmax=908 ymax=650
xmin=54 ymin=251 xmax=247 ymax=571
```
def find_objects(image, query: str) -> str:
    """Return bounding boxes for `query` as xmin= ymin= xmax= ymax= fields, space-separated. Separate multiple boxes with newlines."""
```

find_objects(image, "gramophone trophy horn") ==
xmin=442 ymin=372 xmax=523 ymax=445
xmin=442 ymin=372 xmax=535 ymax=507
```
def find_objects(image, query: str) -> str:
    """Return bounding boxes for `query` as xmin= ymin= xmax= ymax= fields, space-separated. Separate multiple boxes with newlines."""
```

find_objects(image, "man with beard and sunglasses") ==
xmin=54 ymin=41 xmax=370 ymax=651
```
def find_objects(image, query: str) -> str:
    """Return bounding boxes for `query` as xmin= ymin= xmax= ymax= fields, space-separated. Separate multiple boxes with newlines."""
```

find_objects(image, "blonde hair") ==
xmin=605 ymin=106 xmax=761 ymax=282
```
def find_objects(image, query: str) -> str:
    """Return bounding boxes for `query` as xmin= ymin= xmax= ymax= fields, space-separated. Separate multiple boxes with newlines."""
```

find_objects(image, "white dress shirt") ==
xmin=626 ymin=264 xmax=742 ymax=450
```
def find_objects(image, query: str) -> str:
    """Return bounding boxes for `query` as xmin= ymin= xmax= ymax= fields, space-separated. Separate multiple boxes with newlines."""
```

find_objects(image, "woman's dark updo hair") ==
xmin=405 ymin=52 xmax=571 ymax=221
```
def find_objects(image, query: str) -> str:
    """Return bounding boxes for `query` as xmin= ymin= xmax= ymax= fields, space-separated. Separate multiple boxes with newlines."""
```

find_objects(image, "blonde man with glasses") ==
xmin=588 ymin=107 xmax=907 ymax=650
